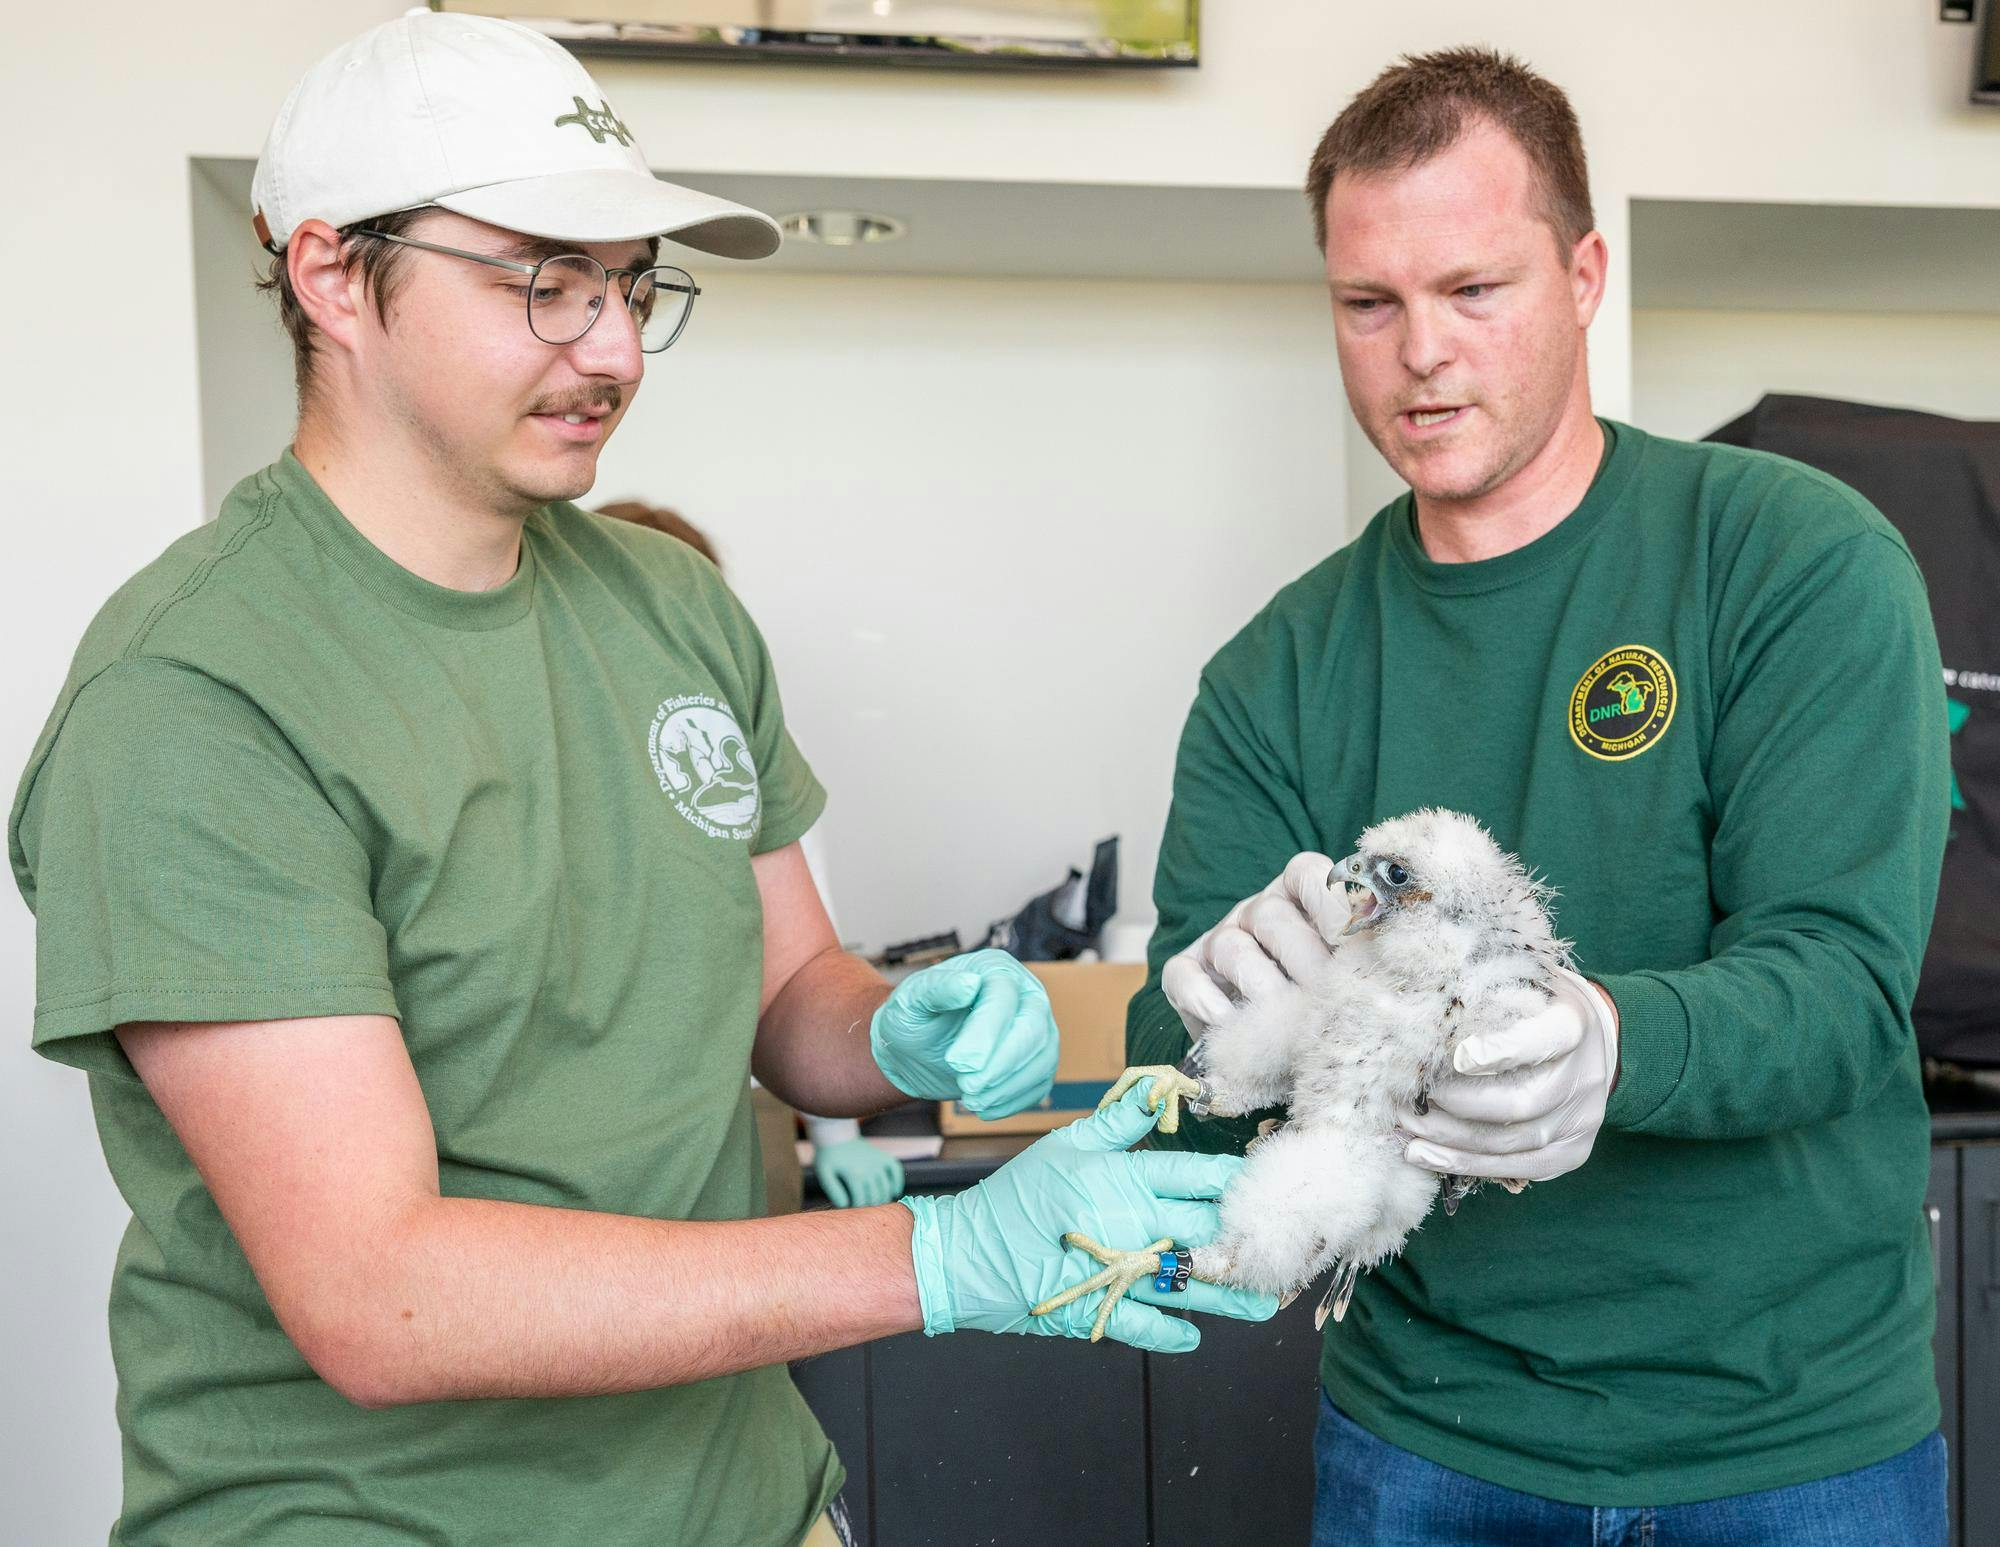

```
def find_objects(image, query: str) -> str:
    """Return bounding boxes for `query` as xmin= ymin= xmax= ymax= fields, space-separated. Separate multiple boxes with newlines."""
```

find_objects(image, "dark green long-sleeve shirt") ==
xmin=1129 ymin=418 xmax=1950 ymax=1505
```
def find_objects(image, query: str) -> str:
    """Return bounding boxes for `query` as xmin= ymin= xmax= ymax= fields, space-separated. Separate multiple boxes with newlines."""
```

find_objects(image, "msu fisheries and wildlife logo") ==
xmin=649 ymin=694 xmax=760 ymax=840
xmin=1569 ymin=645 xmax=1677 ymax=762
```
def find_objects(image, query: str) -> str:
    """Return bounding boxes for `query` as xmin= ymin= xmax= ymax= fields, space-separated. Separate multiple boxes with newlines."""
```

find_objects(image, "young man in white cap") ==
xmin=7 ymin=12 xmax=1273 ymax=1545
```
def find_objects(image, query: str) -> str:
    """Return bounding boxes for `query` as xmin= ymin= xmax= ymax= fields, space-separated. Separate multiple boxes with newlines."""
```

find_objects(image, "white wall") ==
xmin=192 ymin=160 xmax=300 ymax=516
xmin=6 ymin=1 xmax=1999 ymax=1536
xmin=189 ymin=182 xmax=1349 ymax=947
xmin=601 ymin=270 xmax=1347 ymax=946
xmin=1633 ymin=308 xmax=2000 ymax=441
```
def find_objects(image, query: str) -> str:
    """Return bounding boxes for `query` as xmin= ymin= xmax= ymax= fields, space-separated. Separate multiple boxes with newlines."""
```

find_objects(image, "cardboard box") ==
xmin=937 ymin=961 xmax=1146 ymax=1137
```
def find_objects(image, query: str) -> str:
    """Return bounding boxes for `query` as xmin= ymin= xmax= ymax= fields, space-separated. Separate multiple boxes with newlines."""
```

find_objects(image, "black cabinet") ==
xmin=1148 ymin=1292 xmax=1322 ymax=1543
xmin=870 ymin=1327 xmax=1149 ymax=1547
xmin=793 ymin=1296 xmax=1316 ymax=1547
xmin=1929 ymin=1148 xmax=1961 ymax=1546
xmin=801 ymin=1136 xmax=1998 ymax=1547
xmin=1962 ymin=1146 xmax=2000 ymax=1547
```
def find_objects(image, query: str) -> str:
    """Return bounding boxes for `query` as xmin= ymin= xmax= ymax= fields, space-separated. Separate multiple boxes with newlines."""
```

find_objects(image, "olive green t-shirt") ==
xmin=1131 ymin=420 xmax=1951 ymax=1505
xmin=8 ymin=453 xmax=838 ymax=1545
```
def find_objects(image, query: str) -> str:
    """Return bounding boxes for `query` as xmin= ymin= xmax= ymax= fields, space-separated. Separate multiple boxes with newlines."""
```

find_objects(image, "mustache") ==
xmin=529 ymin=386 xmax=624 ymax=417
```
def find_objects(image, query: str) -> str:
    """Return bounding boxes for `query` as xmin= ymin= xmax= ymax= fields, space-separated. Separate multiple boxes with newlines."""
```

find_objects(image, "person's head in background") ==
xmin=248 ymin=12 xmax=776 ymax=528
xmin=1307 ymin=47 xmax=1607 ymax=523
xmin=596 ymin=501 xmax=723 ymax=573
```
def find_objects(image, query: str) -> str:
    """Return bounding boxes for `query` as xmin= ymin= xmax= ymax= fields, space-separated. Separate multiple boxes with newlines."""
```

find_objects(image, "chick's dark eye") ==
xmin=1386 ymin=863 xmax=1409 ymax=887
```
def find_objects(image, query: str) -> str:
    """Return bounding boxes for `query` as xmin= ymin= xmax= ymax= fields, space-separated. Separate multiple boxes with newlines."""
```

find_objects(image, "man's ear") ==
xmin=288 ymin=219 xmax=367 ymax=359
xmin=1569 ymin=229 xmax=1608 ymax=329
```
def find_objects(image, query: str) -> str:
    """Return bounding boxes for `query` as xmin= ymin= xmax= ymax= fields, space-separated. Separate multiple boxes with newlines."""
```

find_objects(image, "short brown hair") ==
xmin=255 ymin=206 xmax=431 ymax=407
xmin=595 ymin=501 xmax=723 ymax=572
xmin=1304 ymin=47 xmax=1594 ymax=255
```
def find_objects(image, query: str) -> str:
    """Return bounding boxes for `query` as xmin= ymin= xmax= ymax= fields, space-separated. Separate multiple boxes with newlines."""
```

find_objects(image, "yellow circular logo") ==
xmin=1569 ymin=645 xmax=1677 ymax=762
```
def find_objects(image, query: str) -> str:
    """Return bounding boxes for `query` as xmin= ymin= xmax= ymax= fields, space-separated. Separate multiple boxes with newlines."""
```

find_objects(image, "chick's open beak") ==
xmin=1328 ymin=855 xmax=1386 ymax=936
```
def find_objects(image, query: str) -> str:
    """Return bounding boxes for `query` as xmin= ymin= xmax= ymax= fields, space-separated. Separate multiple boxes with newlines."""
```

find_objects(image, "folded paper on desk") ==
xmin=938 ymin=961 xmax=1146 ymax=1137
xmin=796 ymin=1134 xmax=946 ymax=1165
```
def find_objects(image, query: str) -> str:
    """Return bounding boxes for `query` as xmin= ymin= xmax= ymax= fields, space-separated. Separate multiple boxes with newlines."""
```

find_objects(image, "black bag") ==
xmin=980 ymin=837 xmax=1119 ymax=962
xmin=1707 ymin=394 xmax=2000 ymax=1062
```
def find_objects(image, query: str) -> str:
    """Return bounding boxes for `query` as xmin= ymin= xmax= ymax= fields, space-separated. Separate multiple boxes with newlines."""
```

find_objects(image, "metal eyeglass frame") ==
xmin=353 ymin=229 xmax=701 ymax=353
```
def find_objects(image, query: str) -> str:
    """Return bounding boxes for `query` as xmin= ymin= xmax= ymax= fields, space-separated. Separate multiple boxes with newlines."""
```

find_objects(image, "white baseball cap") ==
xmin=250 ymin=7 xmax=780 ymax=260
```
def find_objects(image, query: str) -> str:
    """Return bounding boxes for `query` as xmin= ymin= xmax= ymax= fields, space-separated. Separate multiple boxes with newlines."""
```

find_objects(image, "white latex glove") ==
xmin=1399 ymin=968 xmax=1620 ymax=1184
xmin=1161 ymin=854 xmax=1345 ymax=1038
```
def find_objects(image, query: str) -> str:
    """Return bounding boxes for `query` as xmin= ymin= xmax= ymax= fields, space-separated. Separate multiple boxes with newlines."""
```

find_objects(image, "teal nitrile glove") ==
xmin=870 ymin=949 xmax=1059 ymax=1119
xmin=816 ymin=1138 xmax=906 ymax=1209
xmin=900 ymin=1081 xmax=1279 ymax=1353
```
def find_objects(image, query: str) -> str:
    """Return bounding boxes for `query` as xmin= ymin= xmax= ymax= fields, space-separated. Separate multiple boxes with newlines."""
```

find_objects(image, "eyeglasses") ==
xmin=354 ymin=230 xmax=702 ymax=354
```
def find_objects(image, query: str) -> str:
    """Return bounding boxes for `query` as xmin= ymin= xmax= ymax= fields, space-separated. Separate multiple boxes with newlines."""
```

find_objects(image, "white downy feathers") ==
xmin=1185 ymin=808 xmax=1571 ymax=1323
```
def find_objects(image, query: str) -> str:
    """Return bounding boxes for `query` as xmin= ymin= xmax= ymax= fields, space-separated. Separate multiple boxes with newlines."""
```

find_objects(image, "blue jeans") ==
xmin=1311 ymin=1391 xmax=1947 ymax=1546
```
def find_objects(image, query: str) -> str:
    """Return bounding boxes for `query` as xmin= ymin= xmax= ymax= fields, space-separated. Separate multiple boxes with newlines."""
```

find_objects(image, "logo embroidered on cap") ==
xmin=1569 ymin=645 xmax=1677 ymax=762
xmin=648 ymin=694 xmax=760 ymax=839
xmin=554 ymin=95 xmax=633 ymax=146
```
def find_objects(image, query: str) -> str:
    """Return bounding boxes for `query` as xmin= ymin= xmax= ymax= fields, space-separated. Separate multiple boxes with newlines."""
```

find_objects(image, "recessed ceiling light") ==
xmin=778 ymin=210 xmax=908 ymax=248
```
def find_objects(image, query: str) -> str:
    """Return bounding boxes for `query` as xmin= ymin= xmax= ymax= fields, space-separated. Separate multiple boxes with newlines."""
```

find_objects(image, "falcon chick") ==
xmin=1033 ymin=808 xmax=1570 ymax=1337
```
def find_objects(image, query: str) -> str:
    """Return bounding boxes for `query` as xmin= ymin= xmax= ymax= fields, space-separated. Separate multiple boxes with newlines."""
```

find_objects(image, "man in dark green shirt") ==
xmin=1128 ymin=47 xmax=1952 ymax=1543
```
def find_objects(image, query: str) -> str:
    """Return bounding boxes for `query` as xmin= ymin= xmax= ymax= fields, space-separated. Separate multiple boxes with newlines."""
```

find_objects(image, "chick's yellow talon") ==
xmin=1030 ymin=1234 xmax=1177 ymax=1342
xmin=1100 ymin=1065 xmax=1205 ymax=1134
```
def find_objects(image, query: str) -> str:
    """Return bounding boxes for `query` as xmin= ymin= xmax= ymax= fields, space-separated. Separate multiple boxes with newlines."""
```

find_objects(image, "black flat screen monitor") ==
xmin=434 ymin=0 xmax=1200 ymax=68
xmin=1978 ymin=0 xmax=2000 ymax=103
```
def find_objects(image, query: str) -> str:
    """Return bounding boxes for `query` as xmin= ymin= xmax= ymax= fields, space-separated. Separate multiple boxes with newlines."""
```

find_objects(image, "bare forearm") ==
xmin=313 ymin=1194 xmax=921 ymax=1407
xmin=753 ymin=948 xmax=904 ymax=1117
